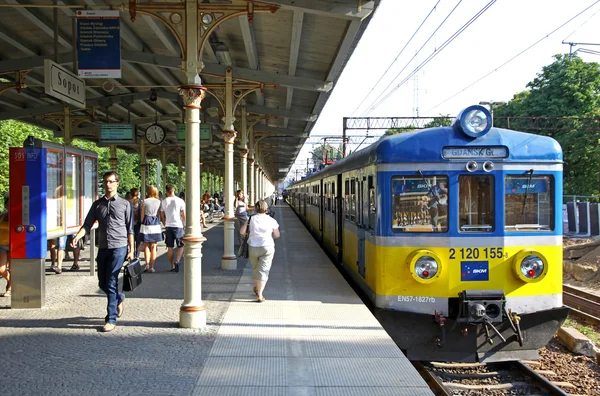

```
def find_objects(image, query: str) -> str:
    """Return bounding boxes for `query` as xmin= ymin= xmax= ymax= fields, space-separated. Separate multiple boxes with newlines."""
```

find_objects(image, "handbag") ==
xmin=237 ymin=216 xmax=252 ymax=258
xmin=123 ymin=259 xmax=143 ymax=292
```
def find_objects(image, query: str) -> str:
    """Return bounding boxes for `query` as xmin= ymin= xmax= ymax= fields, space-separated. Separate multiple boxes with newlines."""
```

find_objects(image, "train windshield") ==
xmin=391 ymin=176 xmax=448 ymax=233
xmin=459 ymin=175 xmax=494 ymax=232
xmin=504 ymin=175 xmax=554 ymax=231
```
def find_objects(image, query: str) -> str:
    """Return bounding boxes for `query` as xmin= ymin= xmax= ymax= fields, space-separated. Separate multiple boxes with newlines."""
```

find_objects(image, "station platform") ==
xmin=0 ymin=205 xmax=432 ymax=396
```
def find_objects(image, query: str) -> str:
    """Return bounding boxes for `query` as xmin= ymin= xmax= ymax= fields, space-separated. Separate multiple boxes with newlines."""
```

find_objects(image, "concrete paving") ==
xmin=0 ymin=206 xmax=432 ymax=396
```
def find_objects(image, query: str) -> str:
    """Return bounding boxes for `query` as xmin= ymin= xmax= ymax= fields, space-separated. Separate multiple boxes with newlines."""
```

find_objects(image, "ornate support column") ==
xmin=222 ymin=68 xmax=237 ymax=270
xmin=177 ymin=0 xmax=206 ymax=328
xmin=248 ymin=130 xmax=255 ymax=206
xmin=178 ymin=153 xmax=183 ymax=193
xmin=140 ymin=139 xmax=147 ymax=198
xmin=162 ymin=147 xmax=168 ymax=193
xmin=109 ymin=144 xmax=117 ymax=172
xmin=255 ymin=162 xmax=261 ymax=200
xmin=63 ymin=105 xmax=72 ymax=146
xmin=240 ymin=105 xmax=248 ymax=195
xmin=179 ymin=86 xmax=207 ymax=328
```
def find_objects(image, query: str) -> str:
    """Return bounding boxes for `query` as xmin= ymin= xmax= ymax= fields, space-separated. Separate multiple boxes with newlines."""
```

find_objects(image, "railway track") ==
xmin=563 ymin=285 xmax=600 ymax=327
xmin=413 ymin=360 xmax=571 ymax=395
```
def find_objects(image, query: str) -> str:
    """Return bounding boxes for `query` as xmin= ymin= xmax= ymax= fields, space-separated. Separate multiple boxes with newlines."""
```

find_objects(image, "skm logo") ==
xmin=472 ymin=269 xmax=487 ymax=274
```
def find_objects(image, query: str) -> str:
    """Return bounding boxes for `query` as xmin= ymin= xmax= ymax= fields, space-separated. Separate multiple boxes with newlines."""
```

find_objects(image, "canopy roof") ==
xmin=0 ymin=0 xmax=379 ymax=181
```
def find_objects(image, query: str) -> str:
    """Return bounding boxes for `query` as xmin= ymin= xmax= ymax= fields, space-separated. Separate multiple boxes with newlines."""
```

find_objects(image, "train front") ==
xmin=375 ymin=105 xmax=569 ymax=363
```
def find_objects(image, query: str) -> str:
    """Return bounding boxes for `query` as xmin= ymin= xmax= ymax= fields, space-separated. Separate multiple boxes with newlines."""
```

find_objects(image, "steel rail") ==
xmin=415 ymin=360 xmax=570 ymax=395
xmin=563 ymin=285 xmax=600 ymax=325
xmin=512 ymin=361 xmax=569 ymax=396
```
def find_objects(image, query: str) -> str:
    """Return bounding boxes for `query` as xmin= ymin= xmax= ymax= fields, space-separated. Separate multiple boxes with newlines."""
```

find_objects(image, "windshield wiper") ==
xmin=518 ymin=169 xmax=534 ymax=223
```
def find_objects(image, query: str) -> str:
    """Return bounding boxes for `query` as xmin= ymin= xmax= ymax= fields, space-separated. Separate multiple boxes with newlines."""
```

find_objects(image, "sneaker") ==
xmin=69 ymin=264 xmax=80 ymax=271
xmin=101 ymin=323 xmax=116 ymax=332
xmin=50 ymin=265 xmax=62 ymax=274
xmin=174 ymin=262 xmax=180 ymax=273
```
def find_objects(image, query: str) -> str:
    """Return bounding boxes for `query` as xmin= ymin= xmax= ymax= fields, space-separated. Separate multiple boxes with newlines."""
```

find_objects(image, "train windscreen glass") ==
xmin=459 ymin=175 xmax=495 ymax=232
xmin=391 ymin=176 xmax=448 ymax=233
xmin=504 ymin=175 xmax=554 ymax=231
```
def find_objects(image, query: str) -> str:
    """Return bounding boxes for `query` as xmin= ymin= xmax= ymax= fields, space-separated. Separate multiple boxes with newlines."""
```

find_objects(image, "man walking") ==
xmin=160 ymin=184 xmax=186 ymax=273
xmin=71 ymin=171 xmax=134 ymax=332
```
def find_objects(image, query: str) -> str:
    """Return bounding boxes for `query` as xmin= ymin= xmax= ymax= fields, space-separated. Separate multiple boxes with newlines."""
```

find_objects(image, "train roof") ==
xmin=295 ymin=125 xmax=563 ymax=184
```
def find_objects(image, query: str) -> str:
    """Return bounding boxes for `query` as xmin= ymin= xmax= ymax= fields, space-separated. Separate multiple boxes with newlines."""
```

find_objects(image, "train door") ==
xmin=357 ymin=176 xmax=366 ymax=278
xmin=303 ymin=191 xmax=307 ymax=218
xmin=336 ymin=174 xmax=343 ymax=263
xmin=319 ymin=179 xmax=324 ymax=243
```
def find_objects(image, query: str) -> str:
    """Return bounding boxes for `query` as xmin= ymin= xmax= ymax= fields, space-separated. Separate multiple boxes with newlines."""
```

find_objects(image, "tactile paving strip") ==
xmin=210 ymin=334 xmax=287 ymax=357
xmin=196 ymin=357 xmax=287 ymax=386
xmin=311 ymin=358 xmax=429 ymax=387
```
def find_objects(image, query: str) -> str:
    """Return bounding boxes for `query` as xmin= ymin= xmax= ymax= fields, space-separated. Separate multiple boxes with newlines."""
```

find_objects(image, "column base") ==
xmin=221 ymin=256 xmax=237 ymax=270
xmin=179 ymin=305 xmax=207 ymax=328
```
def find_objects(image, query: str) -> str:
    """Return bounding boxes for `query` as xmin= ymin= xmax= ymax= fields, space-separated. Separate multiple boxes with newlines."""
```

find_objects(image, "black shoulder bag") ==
xmin=123 ymin=259 xmax=143 ymax=292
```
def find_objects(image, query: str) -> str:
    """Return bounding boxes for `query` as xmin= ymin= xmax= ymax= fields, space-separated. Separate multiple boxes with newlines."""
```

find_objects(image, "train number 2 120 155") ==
xmin=449 ymin=247 xmax=507 ymax=260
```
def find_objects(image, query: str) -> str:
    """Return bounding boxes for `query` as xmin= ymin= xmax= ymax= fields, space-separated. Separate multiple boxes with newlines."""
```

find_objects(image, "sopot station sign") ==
xmin=43 ymin=59 xmax=86 ymax=109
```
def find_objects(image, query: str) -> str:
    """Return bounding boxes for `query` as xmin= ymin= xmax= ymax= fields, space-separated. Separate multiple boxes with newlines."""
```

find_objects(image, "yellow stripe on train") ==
xmin=346 ymin=238 xmax=562 ymax=299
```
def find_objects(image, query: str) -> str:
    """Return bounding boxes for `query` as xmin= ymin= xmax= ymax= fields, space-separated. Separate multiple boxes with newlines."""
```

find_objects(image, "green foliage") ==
xmin=424 ymin=116 xmax=453 ymax=128
xmin=311 ymin=144 xmax=343 ymax=167
xmin=0 ymin=120 xmax=187 ymax=209
xmin=0 ymin=120 xmax=59 ymax=210
xmin=384 ymin=127 xmax=415 ymax=136
xmin=384 ymin=116 xmax=453 ymax=136
xmin=495 ymin=54 xmax=600 ymax=195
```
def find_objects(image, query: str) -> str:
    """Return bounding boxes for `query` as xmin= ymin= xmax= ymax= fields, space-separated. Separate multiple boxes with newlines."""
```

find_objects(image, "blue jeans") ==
xmin=96 ymin=246 xmax=127 ymax=324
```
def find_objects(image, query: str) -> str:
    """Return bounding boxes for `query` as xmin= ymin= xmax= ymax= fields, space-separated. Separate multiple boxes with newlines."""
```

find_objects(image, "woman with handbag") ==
xmin=240 ymin=200 xmax=280 ymax=303
xmin=139 ymin=185 xmax=162 ymax=272
xmin=0 ymin=195 xmax=11 ymax=297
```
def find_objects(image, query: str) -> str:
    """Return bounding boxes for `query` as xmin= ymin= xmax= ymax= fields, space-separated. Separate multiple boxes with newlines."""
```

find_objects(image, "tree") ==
xmin=384 ymin=115 xmax=452 ymax=136
xmin=312 ymin=144 xmax=343 ymax=167
xmin=494 ymin=54 xmax=600 ymax=195
xmin=0 ymin=120 xmax=58 ymax=210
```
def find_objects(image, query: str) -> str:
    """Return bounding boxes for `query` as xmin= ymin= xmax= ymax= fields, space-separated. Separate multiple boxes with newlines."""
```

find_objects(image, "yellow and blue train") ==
xmin=288 ymin=105 xmax=568 ymax=362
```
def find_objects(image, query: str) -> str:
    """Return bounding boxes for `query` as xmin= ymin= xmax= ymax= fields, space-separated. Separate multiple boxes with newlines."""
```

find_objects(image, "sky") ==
xmin=284 ymin=0 xmax=600 ymax=183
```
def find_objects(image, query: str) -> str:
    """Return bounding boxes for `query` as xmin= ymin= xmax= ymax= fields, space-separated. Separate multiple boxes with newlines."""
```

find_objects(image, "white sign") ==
xmin=44 ymin=59 xmax=86 ymax=108
xmin=442 ymin=146 xmax=508 ymax=159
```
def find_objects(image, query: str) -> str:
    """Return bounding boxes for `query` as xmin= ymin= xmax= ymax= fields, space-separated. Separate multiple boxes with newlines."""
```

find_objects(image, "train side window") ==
xmin=368 ymin=175 xmax=376 ymax=230
xmin=332 ymin=182 xmax=336 ymax=214
xmin=459 ymin=175 xmax=494 ymax=232
xmin=391 ymin=176 xmax=448 ymax=233
xmin=504 ymin=175 xmax=554 ymax=231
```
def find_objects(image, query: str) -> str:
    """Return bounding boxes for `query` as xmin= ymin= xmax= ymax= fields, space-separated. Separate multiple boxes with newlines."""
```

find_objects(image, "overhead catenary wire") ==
xmin=357 ymin=0 xmax=465 ymax=116
xmin=364 ymin=0 xmax=497 ymax=115
xmin=426 ymin=0 xmax=600 ymax=113
xmin=351 ymin=0 xmax=443 ymax=116
xmin=562 ymin=5 xmax=600 ymax=41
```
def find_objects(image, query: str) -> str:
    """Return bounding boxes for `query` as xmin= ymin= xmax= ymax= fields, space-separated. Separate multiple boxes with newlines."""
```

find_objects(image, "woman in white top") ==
xmin=240 ymin=200 xmax=280 ymax=302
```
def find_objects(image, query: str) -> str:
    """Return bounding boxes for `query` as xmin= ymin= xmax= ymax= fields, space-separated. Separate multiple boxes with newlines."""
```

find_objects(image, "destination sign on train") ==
xmin=442 ymin=146 xmax=508 ymax=159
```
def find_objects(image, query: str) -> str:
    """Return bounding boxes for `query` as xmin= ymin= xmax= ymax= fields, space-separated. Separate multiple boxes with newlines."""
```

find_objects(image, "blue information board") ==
xmin=77 ymin=10 xmax=121 ymax=78
xmin=100 ymin=124 xmax=134 ymax=144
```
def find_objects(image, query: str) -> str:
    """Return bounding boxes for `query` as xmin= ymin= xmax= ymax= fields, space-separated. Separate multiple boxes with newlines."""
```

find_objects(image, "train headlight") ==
xmin=453 ymin=105 xmax=493 ymax=138
xmin=408 ymin=250 xmax=442 ymax=284
xmin=513 ymin=249 xmax=548 ymax=283
xmin=415 ymin=257 xmax=438 ymax=279
xmin=520 ymin=255 xmax=544 ymax=279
